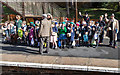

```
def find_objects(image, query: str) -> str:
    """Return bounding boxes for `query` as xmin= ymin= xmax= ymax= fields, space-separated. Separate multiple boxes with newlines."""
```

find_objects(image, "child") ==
xmin=21 ymin=21 xmax=27 ymax=43
xmin=70 ymin=22 xmax=75 ymax=48
xmin=75 ymin=23 xmax=81 ymax=47
xmin=83 ymin=32 xmax=88 ymax=47
xmin=81 ymin=21 xmax=88 ymax=45
xmin=93 ymin=22 xmax=101 ymax=48
xmin=1 ymin=23 xmax=7 ymax=42
xmin=35 ymin=20 xmax=40 ymax=47
xmin=50 ymin=22 xmax=58 ymax=49
xmin=58 ymin=22 xmax=67 ymax=49
xmin=88 ymin=21 xmax=94 ymax=46
xmin=29 ymin=22 xmax=35 ymax=46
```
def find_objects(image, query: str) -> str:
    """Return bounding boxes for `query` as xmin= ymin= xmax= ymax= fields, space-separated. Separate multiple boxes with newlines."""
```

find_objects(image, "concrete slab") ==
xmin=88 ymin=58 xmax=119 ymax=68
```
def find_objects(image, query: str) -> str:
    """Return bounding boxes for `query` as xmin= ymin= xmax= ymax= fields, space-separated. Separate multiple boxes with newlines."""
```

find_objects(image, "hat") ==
xmin=47 ymin=13 xmax=53 ymax=18
xmin=47 ymin=13 xmax=51 ymax=16
xmin=62 ymin=22 xmax=66 ymax=24
xmin=82 ymin=21 xmax=86 ymax=25
xmin=95 ymin=22 xmax=99 ymax=24
xmin=111 ymin=13 xmax=115 ymax=17
xmin=76 ymin=23 xmax=79 ymax=26
xmin=55 ymin=22 xmax=58 ymax=25
xmin=30 ymin=22 xmax=35 ymax=26
xmin=70 ymin=22 xmax=74 ymax=24
xmin=42 ymin=14 xmax=47 ymax=18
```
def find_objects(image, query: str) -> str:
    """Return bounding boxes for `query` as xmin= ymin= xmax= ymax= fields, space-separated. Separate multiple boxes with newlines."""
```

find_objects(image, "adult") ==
xmin=79 ymin=12 xmax=90 ymax=26
xmin=15 ymin=15 xmax=22 ymax=33
xmin=107 ymin=14 xmax=119 ymax=48
xmin=38 ymin=14 xmax=52 ymax=54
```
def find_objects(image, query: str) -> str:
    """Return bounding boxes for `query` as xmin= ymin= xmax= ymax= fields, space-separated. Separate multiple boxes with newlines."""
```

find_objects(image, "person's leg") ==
xmin=46 ymin=37 xmax=50 ymax=53
xmin=55 ymin=41 xmax=57 ymax=49
xmin=113 ymin=40 xmax=117 ymax=48
xmin=79 ymin=37 xmax=81 ymax=46
xmin=39 ymin=37 xmax=43 ymax=54
xmin=109 ymin=31 xmax=113 ymax=46
xmin=62 ymin=39 xmax=64 ymax=48
xmin=71 ymin=41 xmax=73 ymax=48
xmin=100 ymin=31 xmax=104 ymax=43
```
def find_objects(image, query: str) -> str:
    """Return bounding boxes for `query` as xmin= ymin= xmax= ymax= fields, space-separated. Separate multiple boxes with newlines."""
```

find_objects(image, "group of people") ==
xmin=1 ymin=12 xmax=119 ymax=54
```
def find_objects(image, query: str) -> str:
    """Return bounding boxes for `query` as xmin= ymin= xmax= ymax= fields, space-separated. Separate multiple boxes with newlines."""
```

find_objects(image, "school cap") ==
xmin=95 ymin=22 xmax=99 ymax=24
xmin=76 ymin=23 xmax=79 ymax=26
xmin=55 ymin=22 xmax=58 ymax=25
xmin=70 ymin=22 xmax=74 ymax=24
xmin=62 ymin=22 xmax=66 ymax=24
xmin=42 ymin=14 xmax=47 ymax=18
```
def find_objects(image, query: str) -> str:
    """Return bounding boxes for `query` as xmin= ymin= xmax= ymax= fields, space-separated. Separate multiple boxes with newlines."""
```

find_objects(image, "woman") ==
xmin=15 ymin=15 xmax=22 ymax=33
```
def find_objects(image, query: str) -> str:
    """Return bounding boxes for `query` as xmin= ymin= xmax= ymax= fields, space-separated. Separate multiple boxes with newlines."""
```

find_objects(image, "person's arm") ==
xmin=55 ymin=27 xmax=58 ymax=33
xmin=116 ymin=20 xmax=119 ymax=33
xmin=64 ymin=27 xmax=67 ymax=32
xmin=38 ymin=21 xmax=43 ymax=37
xmin=102 ymin=21 xmax=106 ymax=27
xmin=79 ymin=11 xmax=83 ymax=18
xmin=20 ymin=20 xmax=22 ymax=27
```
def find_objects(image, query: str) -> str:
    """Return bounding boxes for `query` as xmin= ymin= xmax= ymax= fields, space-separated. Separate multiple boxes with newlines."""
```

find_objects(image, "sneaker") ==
xmin=55 ymin=46 xmax=57 ymax=49
xmin=43 ymin=51 xmax=49 ymax=54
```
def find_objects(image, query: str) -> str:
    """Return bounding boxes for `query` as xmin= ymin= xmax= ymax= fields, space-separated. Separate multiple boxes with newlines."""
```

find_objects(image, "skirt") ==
xmin=50 ymin=35 xmax=57 ymax=42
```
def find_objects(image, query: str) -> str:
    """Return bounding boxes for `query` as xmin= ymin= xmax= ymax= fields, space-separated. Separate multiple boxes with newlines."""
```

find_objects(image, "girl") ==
xmin=50 ymin=22 xmax=58 ymax=49
xmin=75 ymin=23 xmax=81 ymax=47
xmin=29 ymin=22 xmax=35 ymax=46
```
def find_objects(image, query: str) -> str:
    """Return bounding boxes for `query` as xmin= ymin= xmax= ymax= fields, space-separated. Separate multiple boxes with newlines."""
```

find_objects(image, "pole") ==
xmin=22 ymin=2 xmax=25 ymax=20
xmin=0 ymin=1 xmax=2 ymax=23
xmin=75 ymin=0 xmax=78 ymax=23
xmin=66 ymin=0 xmax=70 ymax=17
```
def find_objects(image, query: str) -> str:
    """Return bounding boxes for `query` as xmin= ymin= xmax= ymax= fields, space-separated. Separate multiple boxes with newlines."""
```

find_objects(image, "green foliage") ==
xmin=101 ymin=2 xmax=118 ymax=11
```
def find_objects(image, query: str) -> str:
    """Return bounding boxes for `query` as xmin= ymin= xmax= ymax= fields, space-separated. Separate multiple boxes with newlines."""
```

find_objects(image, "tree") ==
xmin=117 ymin=2 xmax=120 ymax=11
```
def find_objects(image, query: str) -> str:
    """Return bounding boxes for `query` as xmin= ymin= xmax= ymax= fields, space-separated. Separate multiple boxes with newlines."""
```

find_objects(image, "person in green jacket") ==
xmin=58 ymin=22 xmax=67 ymax=48
xmin=15 ymin=15 xmax=22 ymax=33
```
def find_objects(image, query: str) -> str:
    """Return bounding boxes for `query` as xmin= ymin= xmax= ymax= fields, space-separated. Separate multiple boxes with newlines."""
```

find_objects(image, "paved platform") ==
xmin=0 ymin=29 xmax=120 ymax=73
xmin=0 ymin=54 xmax=119 ymax=73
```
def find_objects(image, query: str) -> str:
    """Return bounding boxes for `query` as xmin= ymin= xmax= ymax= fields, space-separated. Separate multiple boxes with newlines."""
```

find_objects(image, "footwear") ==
xmin=39 ymin=51 xmax=43 ymax=54
xmin=109 ymin=44 xmax=112 ymax=47
xmin=99 ymin=43 xmax=103 ymax=45
xmin=55 ymin=46 xmax=57 ymax=49
xmin=43 ymin=51 xmax=49 ymax=53
xmin=114 ymin=46 xmax=117 ymax=49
